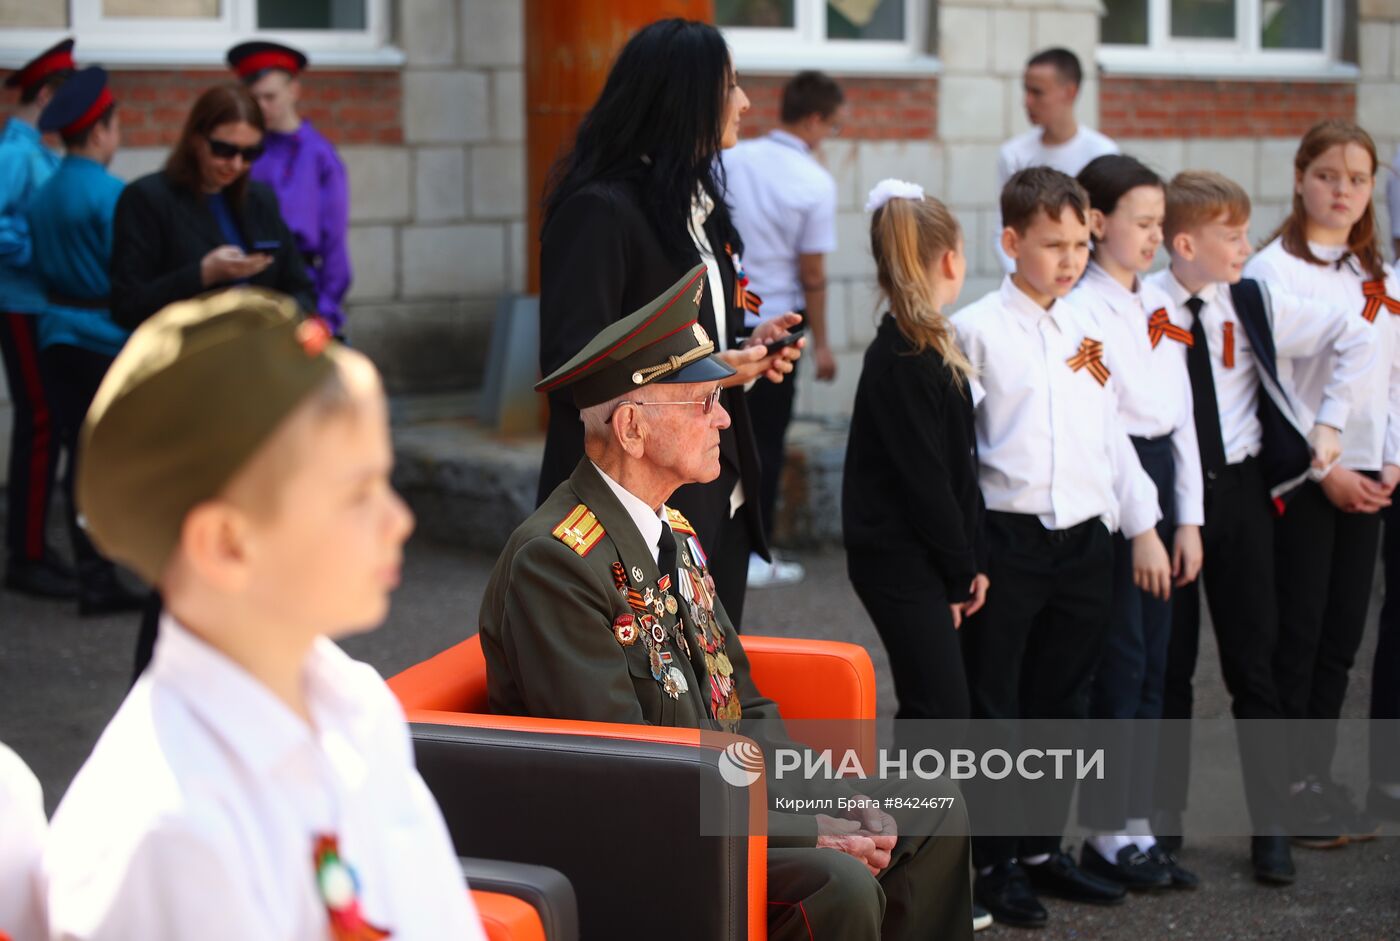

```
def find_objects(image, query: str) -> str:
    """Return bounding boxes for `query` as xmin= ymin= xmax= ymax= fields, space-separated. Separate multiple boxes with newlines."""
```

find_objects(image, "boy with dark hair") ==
xmin=42 ymin=289 xmax=485 ymax=939
xmin=0 ymin=38 xmax=75 ymax=600
xmin=995 ymin=47 xmax=1118 ymax=273
xmin=1147 ymin=170 xmax=1368 ymax=886
xmin=724 ymin=69 xmax=845 ymax=588
xmin=954 ymin=166 xmax=1170 ymax=929
xmin=27 ymin=66 xmax=142 ymax=615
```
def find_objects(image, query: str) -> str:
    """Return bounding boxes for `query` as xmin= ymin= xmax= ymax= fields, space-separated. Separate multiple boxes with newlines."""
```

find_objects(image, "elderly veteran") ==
xmin=480 ymin=265 xmax=972 ymax=941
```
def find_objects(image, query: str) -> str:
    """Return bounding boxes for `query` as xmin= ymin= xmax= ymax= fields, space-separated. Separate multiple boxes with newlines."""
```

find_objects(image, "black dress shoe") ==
xmin=1251 ymin=835 xmax=1296 ymax=885
xmin=5 ymin=556 xmax=78 ymax=599
xmin=1080 ymin=841 xmax=1171 ymax=890
xmin=1289 ymin=779 xmax=1349 ymax=849
xmin=1145 ymin=844 xmax=1199 ymax=889
xmin=1319 ymin=780 xmax=1380 ymax=842
xmin=975 ymin=861 xmax=1048 ymax=929
xmin=1024 ymin=851 xmax=1126 ymax=905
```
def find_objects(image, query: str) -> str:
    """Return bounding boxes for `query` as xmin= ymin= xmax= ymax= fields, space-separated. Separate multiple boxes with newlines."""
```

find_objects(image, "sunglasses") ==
xmin=205 ymin=135 xmax=265 ymax=162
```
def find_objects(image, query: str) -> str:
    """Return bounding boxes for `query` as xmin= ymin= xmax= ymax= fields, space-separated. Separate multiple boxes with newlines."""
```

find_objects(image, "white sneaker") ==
xmin=747 ymin=552 xmax=805 ymax=588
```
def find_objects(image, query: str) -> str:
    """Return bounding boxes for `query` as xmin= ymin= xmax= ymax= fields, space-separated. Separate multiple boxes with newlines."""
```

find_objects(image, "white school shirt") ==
xmin=0 ymin=742 xmax=47 ymax=941
xmin=1068 ymin=262 xmax=1204 ymax=526
xmin=1246 ymin=240 xmax=1400 ymax=471
xmin=994 ymin=126 xmax=1119 ymax=273
xmin=722 ymin=130 xmax=838 ymax=317
xmin=43 ymin=616 xmax=485 ymax=941
xmin=952 ymin=276 xmax=1161 ymax=537
xmin=1148 ymin=268 xmax=1370 ymax=466
xmin=690 ymin=187 xmax=746 ymax=518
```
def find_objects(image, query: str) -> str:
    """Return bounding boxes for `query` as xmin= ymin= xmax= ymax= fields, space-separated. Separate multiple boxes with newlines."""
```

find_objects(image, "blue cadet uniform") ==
xmin=28 ymin=65 xmax=143 ymax=617
xmin=29 ymin=68 xmax=128 ymax=357
xmin=0 ymin=38 xmax=73 ymax=596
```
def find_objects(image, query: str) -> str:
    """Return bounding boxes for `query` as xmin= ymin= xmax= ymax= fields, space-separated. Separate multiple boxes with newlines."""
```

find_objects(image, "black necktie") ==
xmin=1184 ymin=296 xmax=1228 ymax=479
xmin=657 ymin=522 xmax=678 ymax=587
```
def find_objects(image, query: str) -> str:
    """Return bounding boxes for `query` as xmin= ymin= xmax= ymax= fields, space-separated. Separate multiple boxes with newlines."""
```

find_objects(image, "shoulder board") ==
xmin=665 ymin=506 xmax=696 ymax=536
xmin=552 ymin=504 xmax=605 ymax=557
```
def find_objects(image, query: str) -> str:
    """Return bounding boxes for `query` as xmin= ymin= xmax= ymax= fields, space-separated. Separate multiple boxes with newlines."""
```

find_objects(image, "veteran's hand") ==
xmin=815 ymin=814 xmax=888 ymax=877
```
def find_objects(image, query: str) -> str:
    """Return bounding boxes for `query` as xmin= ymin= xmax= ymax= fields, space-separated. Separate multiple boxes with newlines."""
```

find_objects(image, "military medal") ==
xmin=612 ymin=562 xmax=630 ymax=600
xmin=666 ymin=666 xmax=689 ymax=695
xmin=613 ymin=614 xmax=638 ymax=646
xmin=648 ymin=646 xmax=665 ymax=680
xmin=313 ymin=835 xmax=391 ymax=941
xmin=631 ymin=565 xmax=644 ymax=583
xmin=665 ymin=595 xmax=678 ymax=615
xmin=649 ymin=619 xmax=666 ymax=645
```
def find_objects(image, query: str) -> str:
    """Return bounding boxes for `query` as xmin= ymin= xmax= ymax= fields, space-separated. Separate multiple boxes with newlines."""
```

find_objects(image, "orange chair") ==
xmin=390 ymin=633 xmax=877 ymax=941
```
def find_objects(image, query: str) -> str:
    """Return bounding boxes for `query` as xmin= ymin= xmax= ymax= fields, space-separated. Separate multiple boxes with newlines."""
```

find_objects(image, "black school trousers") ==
xmin=37 ymin=344 xmax=113 ymax=569
xmin=1273 ymin=476 xmax=1380 ymax=785
xmin=1371 ymin=501 xmax=1400 ymax=785
xmin=1157 ymin=456 xmax=1288 ymax=832
xmin=961 ymin=511 xmax=1114 ymax=868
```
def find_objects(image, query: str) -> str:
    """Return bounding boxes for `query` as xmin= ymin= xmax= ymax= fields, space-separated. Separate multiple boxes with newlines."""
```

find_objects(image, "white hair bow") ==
xmin=865 ymin=178 xmax=925 ymax=213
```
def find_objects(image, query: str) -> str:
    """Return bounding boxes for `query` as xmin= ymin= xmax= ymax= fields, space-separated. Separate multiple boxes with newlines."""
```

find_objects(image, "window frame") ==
xmin=721 ymin=0 xmax=926 ymax=71
xmin=1098 ymin=0 xmax=1346 ymax=76
xmin=0 ymin=0 xmax=397 ymax=68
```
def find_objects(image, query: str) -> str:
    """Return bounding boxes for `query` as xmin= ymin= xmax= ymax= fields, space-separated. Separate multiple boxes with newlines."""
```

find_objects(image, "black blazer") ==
xmin=842 ymin=314 xmax=987 ymax=601
xmin=537 ymin=178 xmax=769 ymax=562
xmin=110 ymin=170 xmax=314 ymax=329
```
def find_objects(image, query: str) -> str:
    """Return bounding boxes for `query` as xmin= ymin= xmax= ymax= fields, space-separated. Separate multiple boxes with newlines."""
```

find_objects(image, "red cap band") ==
xmin=63 ymin=86 xmax=114 ymax=137
xmin=234 ymin=50 xmax=300 ymax=79
xmin=14 ymin=47 xmax=75 ymax=92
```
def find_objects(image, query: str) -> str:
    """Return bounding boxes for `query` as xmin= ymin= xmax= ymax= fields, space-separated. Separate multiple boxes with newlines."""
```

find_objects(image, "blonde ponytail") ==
xmin=869 ymin=195 xmax=972 ymax=387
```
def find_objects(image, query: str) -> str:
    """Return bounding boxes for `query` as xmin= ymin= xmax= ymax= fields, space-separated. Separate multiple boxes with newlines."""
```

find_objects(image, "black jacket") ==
xmin=842 ymin=314 xmax=987 ymax=601
xmin=536 ymin=178 xmax=769 ymax=562
xmin=110 ymin=170 xmax=314 ymax=329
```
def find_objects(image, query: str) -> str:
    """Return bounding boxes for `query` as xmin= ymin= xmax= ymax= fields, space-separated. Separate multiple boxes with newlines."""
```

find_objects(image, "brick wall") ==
xmin=0 ymin=67 xmax=403 ymax=147
xmin=738 ymin=75 xmax=938 ymax=141
xmin=1100 ymin=77 xmax=1356 ymax=139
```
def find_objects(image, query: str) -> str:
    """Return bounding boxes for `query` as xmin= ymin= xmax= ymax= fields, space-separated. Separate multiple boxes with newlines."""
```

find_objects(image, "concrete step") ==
xmin=391 ymin=395 xmax=849 ymax=554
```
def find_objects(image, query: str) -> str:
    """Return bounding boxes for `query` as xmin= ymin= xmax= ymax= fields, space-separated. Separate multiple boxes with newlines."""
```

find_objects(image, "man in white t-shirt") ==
xmin=995 ymin=48 xmax=1119 ymax=272
xmin=723 ymin=71 xmax=843 ymax=589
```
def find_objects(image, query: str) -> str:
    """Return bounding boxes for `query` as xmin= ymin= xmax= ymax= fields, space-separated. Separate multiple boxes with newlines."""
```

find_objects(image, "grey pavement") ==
xmin=2 ymin=533 xmax=1397 ymax=939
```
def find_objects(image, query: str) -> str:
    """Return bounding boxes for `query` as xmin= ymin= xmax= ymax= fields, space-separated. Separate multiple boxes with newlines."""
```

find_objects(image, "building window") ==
xmin=1100 ymin=0 xmax=1343 ymax=73
xmin=719 ymin=0 xmax=929 ymax=70
xmin=1 ymin=0 xmax=391 ymax=64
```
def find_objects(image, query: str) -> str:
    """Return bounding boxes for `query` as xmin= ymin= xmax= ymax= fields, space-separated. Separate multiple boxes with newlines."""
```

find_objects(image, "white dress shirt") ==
xmin=1245 ymin=239 xmax=1400 ymax=471
xmin=1069 ymin=262 xmax=1204 ymax=526
xmin=722 ymin=129 xmax=838 ymax=318
xmin=1148 ymin=267 xmax=1370 ymax=465
xmin=44 ymin=616 xmax=484 ymax=941
xmin=953 ymin=276 xmax=1160 ymax=537
xmin=0 ymin=742 xmax=46 ymax=941
xmin=594 ymin=460 xmax=665 ymax=562
xmin=994 ymin=126 xmax=1119 ymax=273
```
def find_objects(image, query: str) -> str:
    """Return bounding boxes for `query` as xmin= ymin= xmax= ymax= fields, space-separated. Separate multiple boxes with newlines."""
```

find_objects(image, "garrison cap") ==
xmin=6 ymin=39 xmax=76 ymax=94
xmin=535 ymin=264 xmax=735 ymax=408
xmin=227 ymin=40 xmax=307 ymax=82
xmin=39 ymin=66 xmax=113 ymax=137
xmin=77 ymin=288 xmax=340 ymax=584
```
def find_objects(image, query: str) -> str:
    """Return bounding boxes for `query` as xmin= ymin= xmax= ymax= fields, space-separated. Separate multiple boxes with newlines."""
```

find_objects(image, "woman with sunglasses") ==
xmin=110 ymin=83 xmax=312 ymax=329
xmin=537 ymin=18 xmax=803 ymax=628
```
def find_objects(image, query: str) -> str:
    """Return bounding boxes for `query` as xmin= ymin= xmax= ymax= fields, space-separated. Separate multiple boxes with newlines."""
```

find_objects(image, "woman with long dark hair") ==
xmin=110 ymin=83 xmax=313 ymax=329
xmin=114 ymin=83 xmax=314 ymax=678
xmin=537 ymin=18 xmax=802 ymax=627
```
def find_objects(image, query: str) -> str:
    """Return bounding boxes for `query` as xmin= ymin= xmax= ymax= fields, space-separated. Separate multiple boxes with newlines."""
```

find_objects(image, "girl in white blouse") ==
xmin=1244 ymin=120 xmax=1400 ymax=845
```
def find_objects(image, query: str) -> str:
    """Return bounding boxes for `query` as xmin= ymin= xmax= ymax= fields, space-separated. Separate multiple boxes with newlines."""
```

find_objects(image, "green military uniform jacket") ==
xmin=480 ymin=459 xmax=853 ymax=846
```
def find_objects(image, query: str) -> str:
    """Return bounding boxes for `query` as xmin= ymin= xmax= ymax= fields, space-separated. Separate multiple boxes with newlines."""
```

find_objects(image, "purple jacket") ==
xmin=250 ymin=121 xmax=351 ymax=333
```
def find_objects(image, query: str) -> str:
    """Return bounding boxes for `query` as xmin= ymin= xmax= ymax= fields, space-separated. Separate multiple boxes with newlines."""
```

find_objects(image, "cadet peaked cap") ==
xmin=535 ymin=264 xmax=736 ymax=409
xmin=39 ymin=66 xmax=113 ymax=137
xmin=227 ymin=41 xmax=307 ymax=81
xmin=6 ymin=39 xmax=76 ymax=93
xmin=77 ymin=288 xmax=340 ymax=584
